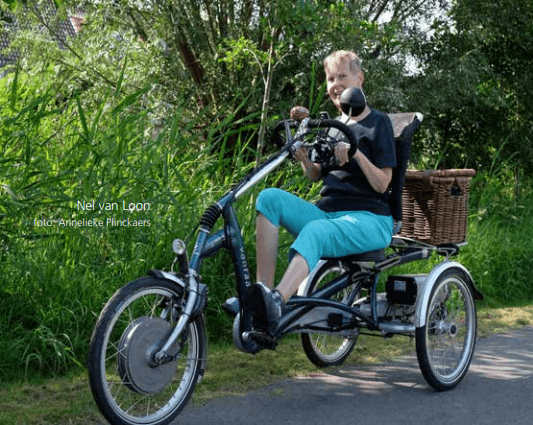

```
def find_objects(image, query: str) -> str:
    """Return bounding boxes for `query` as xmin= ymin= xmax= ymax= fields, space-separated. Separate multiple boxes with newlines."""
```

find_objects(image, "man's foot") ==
xmin=245 ymin=282 xmax=284 ymax=334
xmin=222 ymin=297 xmax=240 ymax=317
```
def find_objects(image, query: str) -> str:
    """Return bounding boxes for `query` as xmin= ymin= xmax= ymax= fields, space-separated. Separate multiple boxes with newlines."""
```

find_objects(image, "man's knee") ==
xmin=257 ymin=188 xmax=283 ymax=209
xmin=257 ymin=187 xmax=284 ymax=215
xmin=256 ymin=188 xmax=284 ymax=227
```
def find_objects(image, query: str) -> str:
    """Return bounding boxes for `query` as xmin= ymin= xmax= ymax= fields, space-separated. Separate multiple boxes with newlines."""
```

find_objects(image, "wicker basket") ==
xmin=398 ymin=169 xmax=476 ymax=245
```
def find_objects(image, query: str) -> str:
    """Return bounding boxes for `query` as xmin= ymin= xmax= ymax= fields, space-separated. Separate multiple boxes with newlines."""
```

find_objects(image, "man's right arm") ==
xmin=294 ymin=147 xmax=321 ymax=182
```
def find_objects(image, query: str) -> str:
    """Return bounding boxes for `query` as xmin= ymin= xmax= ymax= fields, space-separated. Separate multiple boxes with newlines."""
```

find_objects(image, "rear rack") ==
xmin=374 ymin=236 xmax=464 ymax=271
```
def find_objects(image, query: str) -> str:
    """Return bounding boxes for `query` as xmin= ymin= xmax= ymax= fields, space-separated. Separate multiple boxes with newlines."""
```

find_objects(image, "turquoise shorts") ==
xmin=256 ymin=188 xmax=393 ymax=271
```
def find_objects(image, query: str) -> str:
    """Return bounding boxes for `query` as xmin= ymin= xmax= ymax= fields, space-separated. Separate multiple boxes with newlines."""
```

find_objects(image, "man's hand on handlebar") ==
xmin=272 ymin=108 xmax=358 ymax=170
xmin=293 ymin=146 xmax=321 ymax=182
xmin=334 ymin=142 xmax=352 ymax=167
xmin=293 ymin=146 xmax=307 ymax=163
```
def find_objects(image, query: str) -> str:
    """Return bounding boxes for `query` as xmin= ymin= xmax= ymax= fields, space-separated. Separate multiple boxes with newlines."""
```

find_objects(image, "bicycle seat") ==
xmin=323 ymin=248 xmax=386 ymax=264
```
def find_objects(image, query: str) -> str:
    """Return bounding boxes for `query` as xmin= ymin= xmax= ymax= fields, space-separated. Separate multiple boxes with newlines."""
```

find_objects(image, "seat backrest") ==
xmin=387 ymin=112 xmax=423 ymax=224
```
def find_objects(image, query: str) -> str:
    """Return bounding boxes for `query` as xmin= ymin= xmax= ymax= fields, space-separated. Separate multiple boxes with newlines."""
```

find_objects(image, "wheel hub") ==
xmin=117 ymin=316 xmax=181 ymax=394
xmin=435 ymin=320 xmax=458 ymax=336
xmin=450 ymin=323 xmax=458 ymax=336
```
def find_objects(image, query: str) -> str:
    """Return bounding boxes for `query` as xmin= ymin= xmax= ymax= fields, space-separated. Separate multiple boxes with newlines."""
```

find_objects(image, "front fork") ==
xmin=149 ymin=268 xmax=207 ymax=364
xmin=152 ymin=200 xmax=251 ymax=364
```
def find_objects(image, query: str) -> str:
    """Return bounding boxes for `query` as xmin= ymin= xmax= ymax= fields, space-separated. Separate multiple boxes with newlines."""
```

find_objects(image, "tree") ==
xmin=6 ymin=0 xmax=493 ymax=162
xmin=404 ymin=0 xmax=533 ymax=175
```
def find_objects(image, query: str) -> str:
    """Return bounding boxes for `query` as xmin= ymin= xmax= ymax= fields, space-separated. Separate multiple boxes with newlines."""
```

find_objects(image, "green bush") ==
xmin=462 ymin=166 xmax=533 ymax=305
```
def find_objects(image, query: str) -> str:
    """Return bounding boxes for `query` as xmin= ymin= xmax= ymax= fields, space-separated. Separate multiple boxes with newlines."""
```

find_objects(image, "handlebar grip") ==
xmin=290 ymin=106 xmax=310 ymax=121
xmin=307 ymin=119 xmax=358 ymax=155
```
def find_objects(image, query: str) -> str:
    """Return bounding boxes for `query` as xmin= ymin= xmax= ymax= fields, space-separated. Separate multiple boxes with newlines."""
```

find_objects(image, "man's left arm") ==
xmin=354 ymin=151 xmax=392 ymax=193
xmin=334 ymin=144 xmax=392 ymax=193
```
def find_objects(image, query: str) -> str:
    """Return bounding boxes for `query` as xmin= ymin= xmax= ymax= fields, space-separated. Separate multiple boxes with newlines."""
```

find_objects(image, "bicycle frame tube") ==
xmin=187 ymin=153 xmax=289 ymax=267
xmin=234 ymin=150 xmax=291 ymax=200
xmin=276 ymin=271 xmax=375 ymax=337
xmin=223 ymin=203 xmax=253 ymax=298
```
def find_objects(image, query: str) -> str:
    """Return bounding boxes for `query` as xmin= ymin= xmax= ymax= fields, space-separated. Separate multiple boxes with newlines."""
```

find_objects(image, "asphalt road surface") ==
xmin=177 ymin=326 xmax=533 ymax=424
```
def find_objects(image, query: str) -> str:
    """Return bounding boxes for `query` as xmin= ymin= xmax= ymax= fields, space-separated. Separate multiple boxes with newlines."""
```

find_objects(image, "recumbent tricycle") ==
xmin=88 ymin=89 xmax=483 ymax=425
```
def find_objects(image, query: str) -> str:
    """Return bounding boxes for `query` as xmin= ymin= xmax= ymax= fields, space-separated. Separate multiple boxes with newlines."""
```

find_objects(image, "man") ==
xmin=245 ymin=50 xmax=396 ymax=334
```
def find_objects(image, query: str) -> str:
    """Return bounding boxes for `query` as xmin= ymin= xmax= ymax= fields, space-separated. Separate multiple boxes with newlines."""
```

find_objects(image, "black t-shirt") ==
xmin=316 ymin=109 xmax=396 ymax=216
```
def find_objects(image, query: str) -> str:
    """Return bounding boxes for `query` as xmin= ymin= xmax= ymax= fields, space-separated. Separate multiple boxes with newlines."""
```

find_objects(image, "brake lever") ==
xmin=289 ymin=117 xmax=310 ymax=158
xmin=294 ymin=117 xmax=310 ymax=140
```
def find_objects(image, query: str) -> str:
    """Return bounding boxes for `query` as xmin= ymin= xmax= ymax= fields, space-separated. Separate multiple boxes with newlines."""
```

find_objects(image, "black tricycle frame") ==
xmin=152 ymin=116 xmax=481 ymax=353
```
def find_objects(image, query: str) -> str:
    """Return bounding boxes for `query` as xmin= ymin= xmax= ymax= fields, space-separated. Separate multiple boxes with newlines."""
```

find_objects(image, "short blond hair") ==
xmin=323 ymin=50 xmax=362 ymax=76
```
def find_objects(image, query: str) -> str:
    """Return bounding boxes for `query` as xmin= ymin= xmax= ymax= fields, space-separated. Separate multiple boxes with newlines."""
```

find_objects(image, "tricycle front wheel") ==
xmin=416 ymin=268 xmax=477 ymax=391
xmin=88 ymin=277 xmax=206 ymax=425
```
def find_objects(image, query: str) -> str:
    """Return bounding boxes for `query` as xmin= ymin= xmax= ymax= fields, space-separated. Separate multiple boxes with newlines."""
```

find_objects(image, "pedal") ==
xmin=242 ymin=331 xmax=277 ymax=351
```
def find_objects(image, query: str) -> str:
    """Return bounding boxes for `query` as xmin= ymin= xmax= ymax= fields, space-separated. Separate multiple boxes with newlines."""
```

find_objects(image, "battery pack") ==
xmin=386 ymin=274 xmax=426 ymax=305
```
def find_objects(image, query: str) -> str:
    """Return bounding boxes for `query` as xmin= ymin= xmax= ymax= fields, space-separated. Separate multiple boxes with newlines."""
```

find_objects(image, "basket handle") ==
xmin=450 ymin=180 xmax=462 ymax=198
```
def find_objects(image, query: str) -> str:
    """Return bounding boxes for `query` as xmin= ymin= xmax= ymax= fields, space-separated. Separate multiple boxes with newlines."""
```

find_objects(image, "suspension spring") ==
xmin=199 ymin=204 xmax=222 ymax=232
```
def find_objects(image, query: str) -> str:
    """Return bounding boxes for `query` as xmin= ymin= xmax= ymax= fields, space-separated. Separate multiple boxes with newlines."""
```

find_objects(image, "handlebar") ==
xmin=272 ymin=117 xmax=358 ymax=160
xmin=307 ymin=119 xmax=358 ymax=157
xmin=231 ymin=114 xmax=358 ymax=201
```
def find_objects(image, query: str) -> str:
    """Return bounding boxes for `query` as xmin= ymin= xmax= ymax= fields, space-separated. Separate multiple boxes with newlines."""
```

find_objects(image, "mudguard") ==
xmin=149 ymin=269 xmax=187 ymax=289
xmin=414 ymin=261 xmax=483 ymax=328
xmin=149 ymin=269 xmax=208 ymax=319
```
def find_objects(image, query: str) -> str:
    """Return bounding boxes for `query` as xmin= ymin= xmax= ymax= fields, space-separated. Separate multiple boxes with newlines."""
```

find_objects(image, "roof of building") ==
xmin=1 ymin=1 xmax=81 ymax=69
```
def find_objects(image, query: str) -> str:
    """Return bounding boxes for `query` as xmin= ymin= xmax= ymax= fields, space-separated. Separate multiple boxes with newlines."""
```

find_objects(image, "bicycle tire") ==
xmin=415 ymin=268 xmax=477 ymax=391
xmin=88 ymin=276 xmax=206 ymax=425
xmin=300 ymin=261 xmax=359 ymax=367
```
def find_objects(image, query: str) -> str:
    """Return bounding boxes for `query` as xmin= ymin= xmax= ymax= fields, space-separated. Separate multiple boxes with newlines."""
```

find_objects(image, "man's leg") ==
xmin=255 ymin=188 xmax=327 ymax=288
xmin=247 ymin=211 xmax=393 ymax=331
xmin=256 ymin=213 xmax=279 ymax=289
xmin=276 ymin=212 xmax=393 ymax=302
xmin=245 ymin=253 xmax=309 ymax=332
xmin=275 ymin=253 xmax=309 ymax=301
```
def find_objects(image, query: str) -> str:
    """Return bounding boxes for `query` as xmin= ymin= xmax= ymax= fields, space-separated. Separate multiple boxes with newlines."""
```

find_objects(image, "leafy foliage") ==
xmin=404 ymin=0 xmax=533 ymax=173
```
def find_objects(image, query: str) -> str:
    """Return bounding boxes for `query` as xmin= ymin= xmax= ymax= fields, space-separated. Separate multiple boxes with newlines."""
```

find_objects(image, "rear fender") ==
xmin=415 ymin=261 xmax=483 ymax=328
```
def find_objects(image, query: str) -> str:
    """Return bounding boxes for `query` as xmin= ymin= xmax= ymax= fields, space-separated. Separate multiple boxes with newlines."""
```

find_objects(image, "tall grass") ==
xmin=461 ymin=165 xmax=533 ymax=306
xmin=0 ymin=68 xmax=304 ymax=381
xmin=1 ymin=70 xmax=533 ymax=383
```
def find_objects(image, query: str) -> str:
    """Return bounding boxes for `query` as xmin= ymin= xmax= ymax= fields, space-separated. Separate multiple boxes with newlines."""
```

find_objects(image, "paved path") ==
xmin=177 ymin=326 xmax=533 ymax=424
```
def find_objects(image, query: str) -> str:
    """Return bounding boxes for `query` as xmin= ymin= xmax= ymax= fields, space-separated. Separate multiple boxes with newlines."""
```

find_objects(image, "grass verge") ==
xmin=0 ymin=304 xmax=532 ymax=425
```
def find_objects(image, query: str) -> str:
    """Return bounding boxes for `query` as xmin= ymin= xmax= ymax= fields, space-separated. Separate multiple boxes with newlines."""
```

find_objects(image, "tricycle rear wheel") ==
xmin=416 ymin=268 xmax=477 ymax=391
